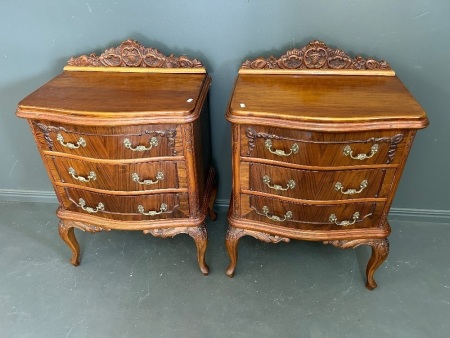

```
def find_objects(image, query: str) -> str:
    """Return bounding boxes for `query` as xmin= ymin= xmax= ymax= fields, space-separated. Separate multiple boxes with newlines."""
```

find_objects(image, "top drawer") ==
xmin=240 ymin=126 xmax=407 ymax=167
xmin=31 ymin=121 xmax=183 ymax=159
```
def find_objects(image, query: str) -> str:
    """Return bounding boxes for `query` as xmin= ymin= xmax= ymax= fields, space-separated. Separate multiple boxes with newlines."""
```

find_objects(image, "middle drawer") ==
xmin=241 ymin=162 xmax=395 ymax=201
xmin=47 ymin=156 xmax=186 ymax=192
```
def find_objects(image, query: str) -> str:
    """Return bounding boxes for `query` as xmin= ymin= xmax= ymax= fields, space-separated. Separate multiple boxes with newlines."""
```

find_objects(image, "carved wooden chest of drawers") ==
xmin=16 ymin=40 xmax=217 ymax=274
xmin=225 ymin=41 xmax=428 ymax=289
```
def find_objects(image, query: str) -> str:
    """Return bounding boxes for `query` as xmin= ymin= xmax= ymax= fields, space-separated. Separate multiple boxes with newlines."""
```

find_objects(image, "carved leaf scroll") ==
xmin=67 ymin=39 xmax=203 ymax=68
xmin=241 ymin=40 xmax=391 ymax=71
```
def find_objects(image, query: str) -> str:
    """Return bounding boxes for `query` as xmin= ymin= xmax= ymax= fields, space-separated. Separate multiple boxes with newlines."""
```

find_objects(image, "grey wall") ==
xmin=1 ymin=1 xmax=449 ymax=216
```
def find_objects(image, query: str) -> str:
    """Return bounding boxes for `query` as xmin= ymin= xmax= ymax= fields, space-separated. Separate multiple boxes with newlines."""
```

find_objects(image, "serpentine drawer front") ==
xmin=243 ymin=162 xmax=395 ymax=200
xmin=16 ymin=40 xmax=217 ymax=275
xmin=225 ymin=40 xmax=428 ymax=290
xmin=33 ymin=122 xmax=183 ymax=159
xmin=241 ymin=127 xmax=407 ymax=166
xmin=47 ymin=156 xmax=185 ymax=192
xmin=59 ymin=187 xmax=189 ymax=221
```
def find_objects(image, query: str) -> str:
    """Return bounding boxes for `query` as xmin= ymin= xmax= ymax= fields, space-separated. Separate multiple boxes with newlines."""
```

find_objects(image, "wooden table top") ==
xmin=17 ymin=71 xmax=210 ymax=125
xmin=227 ymin=74 xmax=428 ymax=131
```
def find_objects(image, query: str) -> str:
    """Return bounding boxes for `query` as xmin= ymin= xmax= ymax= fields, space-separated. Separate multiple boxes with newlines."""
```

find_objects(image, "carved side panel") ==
xmin=184 ymin=124 xmax=194 ymax=153
xmin=67 ymin=39 xmax=203 ymax=68
xmin=182 ymin=124 xmax=200 ymax=218
xmin=379 ymin=131 xmax=416 ymax=226
xmin=241 ymin=40 xmax=391 ymax=71
xmin=232 ymin=125 xmax=241 ymax=216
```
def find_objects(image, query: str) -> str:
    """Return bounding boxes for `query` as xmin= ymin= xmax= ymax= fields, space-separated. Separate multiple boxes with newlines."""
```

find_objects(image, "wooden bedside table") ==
xmin=16 ymin=40 xmax=217 ymax=275
xmin=225 ymin=41 xmax=428 ymax=289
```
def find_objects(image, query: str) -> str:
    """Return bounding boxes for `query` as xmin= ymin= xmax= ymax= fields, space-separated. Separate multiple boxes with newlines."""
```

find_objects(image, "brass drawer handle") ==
xmin=68 ymin=167 xmax=97 ymax=182
xmin=78 ymin=198 xmax=104 ymax=213
xmin=329 ymin=212 xmax=360 ymax=226
xmin=123 ymin=137 xmax=158 ymax=152
xmin=258 ymin=206 xmax=293 ymax=222
xmin=334 ymin=180 xmax=368 ymax=195
xmin=263 ymin=175 xmax=296 ymax=191
xmin=131 ymin=172 xmax=164 ymax=185
xmin=56 ymin=133 xmax=86 ymax=149
xmin=265 ymin=139 xmax=299 ymax=157
xmin=343 ymin=144 xmax=379 ymax=160
xmin=137 ymin=203 xmax=168 ymax=216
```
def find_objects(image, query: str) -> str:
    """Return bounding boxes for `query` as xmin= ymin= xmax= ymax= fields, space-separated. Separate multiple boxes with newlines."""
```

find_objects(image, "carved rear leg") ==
xmin=58 ymin=220 xmax=80 ymax=266
xmin=208 ymin=184 xmax=218 ymax=221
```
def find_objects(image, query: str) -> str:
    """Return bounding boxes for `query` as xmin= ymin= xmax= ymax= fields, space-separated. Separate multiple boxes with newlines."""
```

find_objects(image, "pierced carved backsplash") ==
xmin=241 ymin=40 xmax=391 ymax=71
xmin=67 ymin=39 xmax=203 ymax=68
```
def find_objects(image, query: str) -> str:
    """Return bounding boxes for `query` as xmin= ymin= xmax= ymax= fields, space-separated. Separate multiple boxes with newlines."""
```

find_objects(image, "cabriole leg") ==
xmin=225 ymin=226 xmax=290 ymax=277
xmin=225 ymin=226 xmax=243 ymax=277
xmin=365 ymin=238 xmax=390 ymax=290
xmin=324 ymin=238 xmax=390 ymax=290
xmin=145 ymin=225 xmax=209 ymax=275
xmin=58 ymin=220 xmax=80 ymax=266
xmin=188 ymin=224 xmax=209 ymax=275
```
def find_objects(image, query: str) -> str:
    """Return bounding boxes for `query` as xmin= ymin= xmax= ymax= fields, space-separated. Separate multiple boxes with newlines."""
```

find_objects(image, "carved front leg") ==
xmin=58 ymin=220 xmax=80 ymax=266
xmin=365 ymin=238 xmax=389 ymax=290
xmin=225 ymin=227 xmax=244 ymax=277
xmin=58 ymin=220 xmax=109 ymax=266
xmin=324 ymin=238 xmax=389 ymax=290
xmin=187 ymin=224 xmax=209 ymax=275
xmin=225 ymin=226 xmax=290 ymax=277
xmin=144 ymin=224 xmax=209 ymax=275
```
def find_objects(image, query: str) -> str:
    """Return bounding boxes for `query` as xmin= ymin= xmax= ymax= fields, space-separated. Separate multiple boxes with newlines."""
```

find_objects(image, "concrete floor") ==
xmin=1 ymin=201 xmax=449 ymax=337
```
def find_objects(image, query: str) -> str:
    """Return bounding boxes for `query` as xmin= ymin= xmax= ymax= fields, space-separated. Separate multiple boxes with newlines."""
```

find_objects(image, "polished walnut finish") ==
xmin=17 ymin=40 xmax=216 ymax=275
xmin=226 ymin=41 xmax=428 ymax=289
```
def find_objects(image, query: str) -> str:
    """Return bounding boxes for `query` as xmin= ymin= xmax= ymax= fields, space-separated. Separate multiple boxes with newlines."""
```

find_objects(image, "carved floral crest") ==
xmin=241 ymin=40 xmax=391 ymax=71
xmin=67 ymin=39 xmax=203 ymax=68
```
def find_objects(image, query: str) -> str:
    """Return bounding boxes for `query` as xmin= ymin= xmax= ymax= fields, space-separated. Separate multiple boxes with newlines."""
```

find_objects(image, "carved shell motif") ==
xmin=67 ymin=39 xmax=203 ymax=68
xmin=241 ymin=40 xmax=391 ymax=71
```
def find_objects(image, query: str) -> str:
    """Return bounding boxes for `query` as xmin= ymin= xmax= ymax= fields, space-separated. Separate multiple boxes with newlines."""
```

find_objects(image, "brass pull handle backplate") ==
xmin=132 ymin=172 xmax=164 ymax=185
xmin=334 ymin=180 xmax=368 ymax=195
xmin=343 ymin=144 xmax=379 ymax=160
xmin=78 ymin=198 xmax=104 ymax=213
xmin=68 ymin=167 xmax=97 ymax=182
xmin=56 ymin=133 xmax=86 ymax=149
xmin=123 ymin=137 xmax=158 ymax=152
xmin=329 ymin=212 xmax=360 ymax=226
xmin=137 ymin=203 xmax=168 ymax=216
xmin=265 ymin=139 xmax=299 ymax=157
xmin=263 ymin=175 xmax=296 ymax=191
xmin=256 ymin=206 xmax=293 ymax=222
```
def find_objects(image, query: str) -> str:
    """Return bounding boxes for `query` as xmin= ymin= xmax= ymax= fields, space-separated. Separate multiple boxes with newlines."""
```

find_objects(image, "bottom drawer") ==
xmin=241 ymin=194 xmax=385 ymax=231
xmin=58 ymin=188 xmax=190 ymax=221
